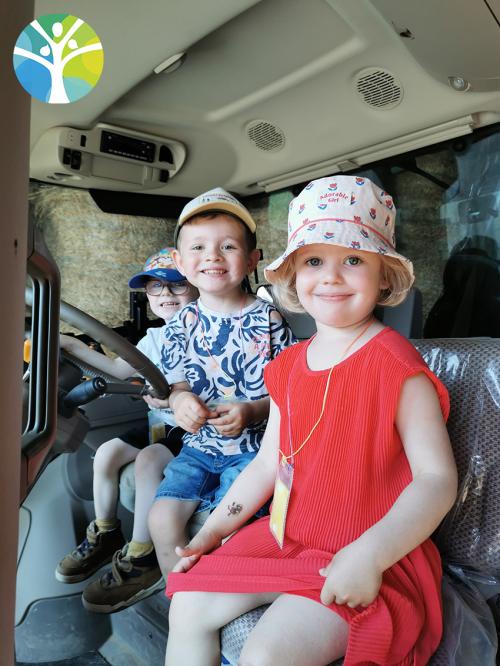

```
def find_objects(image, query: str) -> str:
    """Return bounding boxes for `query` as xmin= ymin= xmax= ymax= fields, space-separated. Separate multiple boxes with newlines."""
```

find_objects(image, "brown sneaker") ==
xmin=55 ymin=520 xmax=125 ymax=583
xmin=81 ymin=544 xmax=164 ymax=613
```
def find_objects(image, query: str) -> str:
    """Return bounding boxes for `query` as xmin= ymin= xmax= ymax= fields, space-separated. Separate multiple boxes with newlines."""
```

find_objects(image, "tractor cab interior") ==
xmin=4 ymin=0 xmax=500 ymax=664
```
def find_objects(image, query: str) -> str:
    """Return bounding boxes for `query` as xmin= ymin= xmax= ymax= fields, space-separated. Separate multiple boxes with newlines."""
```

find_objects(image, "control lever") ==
xmin=62 ymin=376 xmax=145 ymax=412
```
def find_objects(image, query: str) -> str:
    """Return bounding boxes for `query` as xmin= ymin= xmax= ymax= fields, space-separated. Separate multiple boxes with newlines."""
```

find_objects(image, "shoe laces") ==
xmin=74 ymin=522 xmax=98 ymax=559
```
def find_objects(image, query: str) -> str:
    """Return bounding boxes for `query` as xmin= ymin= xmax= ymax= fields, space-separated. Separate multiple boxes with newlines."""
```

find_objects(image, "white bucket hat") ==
xmin=175 ymin=187 xmax=256 ymax=244
xmin=264 ymin=175 xmax=414 ymax=285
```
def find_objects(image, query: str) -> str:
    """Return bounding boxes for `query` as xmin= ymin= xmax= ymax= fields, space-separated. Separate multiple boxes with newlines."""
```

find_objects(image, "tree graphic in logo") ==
xmin=13 ymin=14 xmax=104 ymax=104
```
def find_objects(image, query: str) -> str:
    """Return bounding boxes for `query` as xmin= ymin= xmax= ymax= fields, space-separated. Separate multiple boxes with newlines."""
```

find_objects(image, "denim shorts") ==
xmin=155 ymin=446 xmax=257 ymax=514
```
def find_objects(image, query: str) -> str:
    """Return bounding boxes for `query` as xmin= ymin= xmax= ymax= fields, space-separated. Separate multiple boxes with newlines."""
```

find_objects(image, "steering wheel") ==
xmin=22 ymin=277 xmax=170 ymax=498
xmin=58 ymin=298 xmax=170 ymax=405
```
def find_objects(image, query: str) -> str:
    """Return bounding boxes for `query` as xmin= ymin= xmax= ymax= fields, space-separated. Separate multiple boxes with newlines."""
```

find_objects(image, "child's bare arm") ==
xmin=206 ymin=397 xmax=270 ymax=437
xmin=60 ymin=334 xmax=135 ymax=379
xmin=367 ymin=373 xmax=457 ymax=563
xmin=320 ymin=373 xmax=457 ymax=608
xmin=173 ymin=399 xmax=280 ymax=572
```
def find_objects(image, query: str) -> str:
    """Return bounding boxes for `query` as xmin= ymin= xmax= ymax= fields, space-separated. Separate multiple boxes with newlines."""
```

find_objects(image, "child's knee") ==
xmin=169 ymin=592 xmax=211 ymax=631
xmin=93 ymin=438 xmax=126 ymax=473
xmin=135 ymin=445 xmax=163 ymax=475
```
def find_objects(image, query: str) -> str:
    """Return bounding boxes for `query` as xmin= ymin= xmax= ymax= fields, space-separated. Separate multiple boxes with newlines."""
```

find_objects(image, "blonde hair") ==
xmin=271 ymin=252 xmax=413 ymax=313
xmin=378 ymin=255 xmax=414 ymax=307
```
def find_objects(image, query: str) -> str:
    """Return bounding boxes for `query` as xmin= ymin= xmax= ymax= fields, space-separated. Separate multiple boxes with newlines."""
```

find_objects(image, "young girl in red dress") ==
xmin=164 ymin=175 xmax=458 ymax=666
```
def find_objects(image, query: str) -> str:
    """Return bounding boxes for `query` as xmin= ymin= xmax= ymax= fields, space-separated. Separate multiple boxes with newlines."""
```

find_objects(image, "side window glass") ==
xmin=358 ymin=131 xmax=499 ymax=338
xmin=424 ymin=133 xmax=500 ymax=337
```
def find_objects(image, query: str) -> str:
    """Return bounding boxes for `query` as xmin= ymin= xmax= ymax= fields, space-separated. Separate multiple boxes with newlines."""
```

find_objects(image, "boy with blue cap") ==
xmin=55 ymin=248 xmax=198 ymax=613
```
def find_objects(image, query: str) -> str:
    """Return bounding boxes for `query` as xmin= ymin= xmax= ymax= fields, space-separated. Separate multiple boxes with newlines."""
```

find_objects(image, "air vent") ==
xmin=246 ymin=120 xmax=285 ymax=152
xmin=355 ymin=68 xmax=403 ymax=110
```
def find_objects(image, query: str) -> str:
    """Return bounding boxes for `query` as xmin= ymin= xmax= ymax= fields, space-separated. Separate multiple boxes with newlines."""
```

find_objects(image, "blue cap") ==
xmin=128 ymin=247 xmax=185 ymax=288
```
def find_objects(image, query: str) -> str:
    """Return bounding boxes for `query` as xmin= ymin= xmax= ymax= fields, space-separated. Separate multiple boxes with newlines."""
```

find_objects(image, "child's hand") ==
xmin=319 ymin=542 xmax=382 ymax=608
xmin=172 ymin=391 xmax=217 ymax=433
xmin=143 ymin=394 xmax=170 ymax=409
xmin=207 ymin=401 xmax=252 ymax=437
xmin=172 ymin=528 xmax=222 ymax=573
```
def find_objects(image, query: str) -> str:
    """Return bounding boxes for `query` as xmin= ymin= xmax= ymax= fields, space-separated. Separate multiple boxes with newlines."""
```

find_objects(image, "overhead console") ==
xmin=30 ymin=123 xmax=187 ymax=191
xmin=371 ymin=0 xmax=500 ymax=93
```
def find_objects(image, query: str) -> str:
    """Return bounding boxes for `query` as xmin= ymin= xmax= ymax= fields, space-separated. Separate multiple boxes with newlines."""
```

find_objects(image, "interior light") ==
xmin=448 ymin=76 xmax=471 ymax=92
xmin=153 ymin=53 xmax=186 ymax=75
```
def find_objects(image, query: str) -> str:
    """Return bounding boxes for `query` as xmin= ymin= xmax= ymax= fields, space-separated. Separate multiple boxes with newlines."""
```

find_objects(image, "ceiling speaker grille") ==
xmin=246 ymin=120 xmax=285 ymax=152
xmin=355 ymin=68 xmax=403 ymax=109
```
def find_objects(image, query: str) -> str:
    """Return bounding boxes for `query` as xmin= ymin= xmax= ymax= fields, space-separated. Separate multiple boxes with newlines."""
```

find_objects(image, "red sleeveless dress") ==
xmin=167 ymin=328 xmax=450 ymax=665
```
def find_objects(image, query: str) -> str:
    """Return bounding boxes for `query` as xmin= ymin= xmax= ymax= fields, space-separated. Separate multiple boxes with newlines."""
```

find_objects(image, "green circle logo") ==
xmin=13 ymin=14 xmax=104 ymax=104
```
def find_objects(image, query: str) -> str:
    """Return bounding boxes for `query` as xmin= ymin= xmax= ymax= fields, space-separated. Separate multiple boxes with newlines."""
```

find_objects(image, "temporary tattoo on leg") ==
xmin=227 ymin=501 xmax=243 ymax=516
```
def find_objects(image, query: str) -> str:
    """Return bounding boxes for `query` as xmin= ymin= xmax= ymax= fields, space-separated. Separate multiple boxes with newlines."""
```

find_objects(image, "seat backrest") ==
xmin=413 ymin=338 xmax=500 ymax=578
xmin=255 ymin=284 xmax=316 ymax=340
xmin=376 ymin=287 xmax=423 ymax=339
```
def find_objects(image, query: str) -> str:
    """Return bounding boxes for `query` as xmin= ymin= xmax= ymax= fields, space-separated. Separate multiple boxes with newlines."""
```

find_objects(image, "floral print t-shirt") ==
xmin=160 ymin=297 xmax=295 ymax=456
